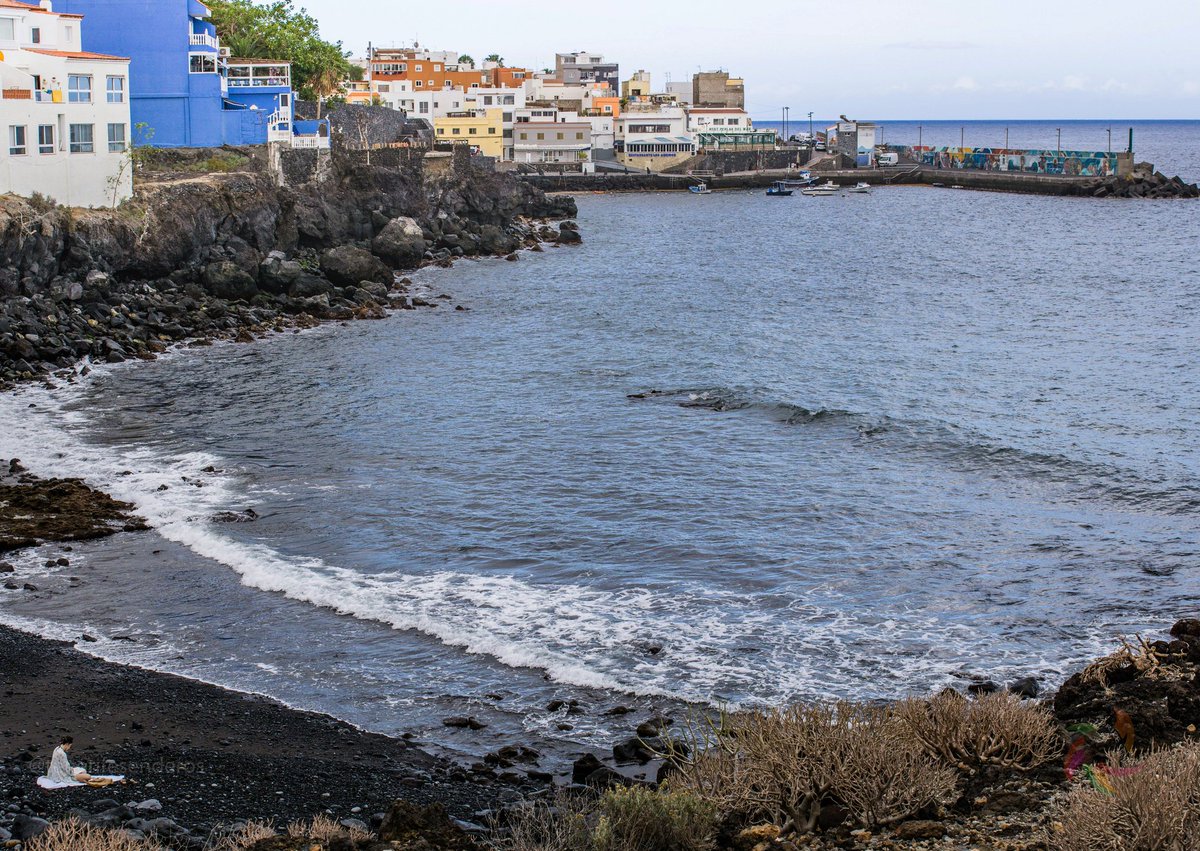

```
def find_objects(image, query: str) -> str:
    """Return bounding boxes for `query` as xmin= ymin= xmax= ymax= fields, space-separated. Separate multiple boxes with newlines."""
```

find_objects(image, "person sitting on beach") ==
xmin=38 ymin=736 xmax=124 ymax=789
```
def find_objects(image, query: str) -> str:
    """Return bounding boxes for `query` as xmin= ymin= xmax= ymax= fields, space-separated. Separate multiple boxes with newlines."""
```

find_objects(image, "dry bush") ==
xmin=894 ymin=690 xmax=1061 ymax=772
xmin=287 ymin=813 xmax=373 ymax=844
xmin=501 ymin=793 xmax=591 ymax=851
xmin=27 ymin=820 xmax=164 ymax=851
xmin=1053 ymin=743 xmax=1200 ymax=851
xmin=668 ymin=702 xmax=957 ymax=834
xmin=1080 ymin=635 xmax=1166 ymax=688
xmin=204 ymin=820 xmax=277 ymax=850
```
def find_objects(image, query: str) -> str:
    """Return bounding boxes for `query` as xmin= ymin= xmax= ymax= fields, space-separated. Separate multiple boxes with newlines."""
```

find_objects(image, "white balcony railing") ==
xmin=291 ymin=136 xmax=330 ymax=149
xmin=189 ymin=33 xmax=219 ymax=49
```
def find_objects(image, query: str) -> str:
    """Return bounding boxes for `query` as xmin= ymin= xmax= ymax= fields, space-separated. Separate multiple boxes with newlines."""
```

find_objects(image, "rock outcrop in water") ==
xmin=0 ymin=143 xmax=576 ymax=384
xmin=0 ymin=459 xmax=147 ymax=553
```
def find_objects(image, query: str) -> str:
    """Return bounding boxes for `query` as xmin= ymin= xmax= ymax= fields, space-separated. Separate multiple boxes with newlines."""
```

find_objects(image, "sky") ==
xmin=297 ymin=0 xmax=1200 ymax=120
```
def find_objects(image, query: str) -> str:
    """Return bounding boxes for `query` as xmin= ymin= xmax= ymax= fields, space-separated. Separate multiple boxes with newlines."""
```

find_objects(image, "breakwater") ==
xmin=520 ymin=163 xmax=1199 ymax=198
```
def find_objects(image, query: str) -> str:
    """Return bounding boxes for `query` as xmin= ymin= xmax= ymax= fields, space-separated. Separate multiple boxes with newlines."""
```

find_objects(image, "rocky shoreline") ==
xmin=0 ymin=142 xmax=577 ymax=386
xmin=1 ymin=617 xmax=1197 ymax=850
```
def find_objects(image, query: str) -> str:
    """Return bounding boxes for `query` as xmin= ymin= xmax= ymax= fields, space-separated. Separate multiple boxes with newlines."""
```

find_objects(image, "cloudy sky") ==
xmin=299 ymin=0 xmax=1198 ymax=120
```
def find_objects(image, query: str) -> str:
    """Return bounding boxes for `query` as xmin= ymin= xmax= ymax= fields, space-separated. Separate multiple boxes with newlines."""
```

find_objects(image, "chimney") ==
xmin=40 ymin=1 xmax=53 ymax=10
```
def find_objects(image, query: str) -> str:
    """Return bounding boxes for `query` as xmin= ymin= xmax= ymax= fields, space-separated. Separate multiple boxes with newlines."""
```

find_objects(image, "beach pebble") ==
xmin=134 ymin=799 xmax=163 ymax=812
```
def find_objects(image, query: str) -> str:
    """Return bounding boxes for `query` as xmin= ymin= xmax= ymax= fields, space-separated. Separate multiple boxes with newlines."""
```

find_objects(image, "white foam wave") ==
xmin=0 ymin=372 xmax=1116 ymax=707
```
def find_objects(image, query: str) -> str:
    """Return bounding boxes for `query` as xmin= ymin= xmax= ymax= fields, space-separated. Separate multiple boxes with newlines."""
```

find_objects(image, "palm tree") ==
xmin=457 ymin=54 xmax=474 ymax=68
xmin=310 ymin=65 xmax=343 ymax=119
xmin=485 ymin=53 xmax=504 ymax=67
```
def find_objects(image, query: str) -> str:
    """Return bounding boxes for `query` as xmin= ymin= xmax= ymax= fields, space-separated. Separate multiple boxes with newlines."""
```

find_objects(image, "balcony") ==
xmin=189 ymin=33 xmax=220 ymax=50
xmin=227 ymin=63 xmax=291 ymax=89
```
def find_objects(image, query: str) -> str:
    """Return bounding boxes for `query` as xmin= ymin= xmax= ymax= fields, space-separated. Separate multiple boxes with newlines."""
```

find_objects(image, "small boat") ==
xmin=766 ymin=181 xmax=793 ymax=196
xmin=847 ymin=182 xmax=871 ymax=193
xmin=801 ymin=180 xmax=839 ymax=196
xmin=688 ymin=183 xmax=712 ymax=195
xmin=779 ymin=171 xmax=816 ymax=188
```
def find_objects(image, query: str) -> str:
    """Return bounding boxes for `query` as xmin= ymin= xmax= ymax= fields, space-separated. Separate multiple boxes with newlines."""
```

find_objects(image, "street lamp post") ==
xmin=918 ymin=124 xmax=922 ymax=148
xmin=960 ymin=126 xmax=965 ymax=149
xmin=1056 ymin=127 xmax=1062 ymax=152
xmin=1005 ymin=126 xmax=1009 ymax=148
xmin=808 ymin=111 xmax=813 ymax=140
xmin=1107 ymin=127 xmax=1112 ymax=153
xmin=784 ymin=106 xmax=789 ymax=142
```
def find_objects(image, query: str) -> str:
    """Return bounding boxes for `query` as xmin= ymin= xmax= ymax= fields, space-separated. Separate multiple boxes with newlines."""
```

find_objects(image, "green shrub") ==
xmin=593 ymin=787 xmax=716 ymax=851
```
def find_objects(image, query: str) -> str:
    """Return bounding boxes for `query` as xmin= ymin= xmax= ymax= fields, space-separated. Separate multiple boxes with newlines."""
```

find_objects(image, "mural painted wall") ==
xmin=902 ymin=146 xmax=1119 ymax=177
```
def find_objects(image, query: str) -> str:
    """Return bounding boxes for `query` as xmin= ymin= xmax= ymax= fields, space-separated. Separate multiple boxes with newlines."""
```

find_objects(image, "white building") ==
xmin=512 ymin=108 xmax=591 ymax=166
xmin=615 ymin=105 xmax=694 ymax=170
xmin=686 ymin=107 xmax=753 ymax=135
xmin=0 ymin=0 xmax=132 ymax=208
xmin=465 ymin=87 xmax=524 ymax=159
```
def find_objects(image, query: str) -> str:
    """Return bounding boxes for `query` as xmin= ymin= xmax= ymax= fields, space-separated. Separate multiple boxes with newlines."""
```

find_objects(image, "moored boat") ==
xmin=766 ymin=181 xmax=794 ymax=197
xmin=801 ymin=180 xmax=839 ymax=196
xmin=847 ymin=182 xmax=871 ymax=193
xmin=688 ymin=183 xmax=712 ymax=194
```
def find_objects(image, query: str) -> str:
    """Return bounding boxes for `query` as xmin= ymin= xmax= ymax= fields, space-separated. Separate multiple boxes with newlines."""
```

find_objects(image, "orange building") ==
xmin=587 ymin=95 xmax=620 ymax=119
xmin=369 ymin=49 xmax=528 ymax=91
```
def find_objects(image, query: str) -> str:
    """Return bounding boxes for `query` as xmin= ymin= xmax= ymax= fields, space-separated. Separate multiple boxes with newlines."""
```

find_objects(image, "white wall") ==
xmin=0 ymin=42 xmax=132 ymax=208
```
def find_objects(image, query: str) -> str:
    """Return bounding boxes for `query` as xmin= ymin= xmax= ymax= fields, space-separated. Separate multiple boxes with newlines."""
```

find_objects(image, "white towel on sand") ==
xmin=37 ymin=774 xmax=125 ymax=790
xmin=38 ymin=746 xmax=123 ymax=788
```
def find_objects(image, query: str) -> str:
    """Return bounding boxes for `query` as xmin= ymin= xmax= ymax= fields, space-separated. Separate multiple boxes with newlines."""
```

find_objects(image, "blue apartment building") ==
xmin=54 ymin=0 xmax=294 ymax=147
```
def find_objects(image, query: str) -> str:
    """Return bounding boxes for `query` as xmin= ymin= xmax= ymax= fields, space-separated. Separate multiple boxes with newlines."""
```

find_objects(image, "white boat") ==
xmin=801 ymin=180 xmax=839 ymax=196
xmin=688 ymin=183 xmax=712 ymax=194
xmin=847 ymin=182 xmax=872 ymax=193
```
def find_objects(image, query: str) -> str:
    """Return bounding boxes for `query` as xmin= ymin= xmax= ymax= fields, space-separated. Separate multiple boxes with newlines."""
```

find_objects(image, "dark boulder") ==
xmin=11 ymin=814 xmax=50 ymax=842
xmin=1008 ymin=676 xmax=1040 ymax=699
xmin=201 ymin=261 xmax=258 ymax=301
xmin=371 ymin=216 xmax=427 ymax=267
xmin=320 ymin=245 xmax=392 ymax=286
xmin=377 ymin=801 xmax=479 ymax=849
xmin=258 ymin=254 xmax=305 ymax=295
xmin=289 ymin=274 xmax=333 ymax=299
xmin=477 ymin=224 xmax=517 ymax=256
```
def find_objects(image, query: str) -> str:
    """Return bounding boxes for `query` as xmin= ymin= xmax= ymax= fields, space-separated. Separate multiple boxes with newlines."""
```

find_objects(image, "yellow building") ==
xmin=622 ymin=70 xmax=651 ymax=100
xmin=433 ymin=109 xmax=505 ymax=158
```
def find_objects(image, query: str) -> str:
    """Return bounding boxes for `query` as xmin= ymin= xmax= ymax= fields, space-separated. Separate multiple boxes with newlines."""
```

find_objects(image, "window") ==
xmin=556 ymin=132 xmax=564 ymax=140
xmin=519 ymin=132 xmax=527 ymax=141
xmin=37 ymin=124 xmax=54 ymax=154
xmin=0 ymin=18 xmax=14 ymax=40
xmin=69 ymin=123 xmax=94 ymax=153
xmin=468 ymin=127 xmax=477 ymax=135
xmin=452 ymin=127 xmax=460 ymax=135
xmin=503 ymin=95 xmax=514 ymax=105
xmin=64 ymin=25 xmax=74 ymax=42
xmin=106 ymin=76 xmax=125 ymax=103
xmin=427 ymin=79 xmax=435 ymax=87
xmin=30 ymin=26 xmax=40 ymax=43
xmin=9 ymin=125 xmax=26 ymax=155
xmin=107 ymin=123 xmax=126 ymax=152
xmin=436 ymin=127 xmax=445 ymax=135
xmin=536 ymin=132 xmax=544 ymax=140
xmin=415 ymin=64 xmax=423 ymax=72
xmin=376 ymin=83 xmax=389 ymax=92
xmin=576 ymin=132 xmax=584 ymax=140
xmin=414 ymin=80 xmax=423 ymax=88
xmin=418 ymin=102 xmax=428 ymax=113
xmin=67 ymin=74 xmax=92 ymax=103
xmin=189 ymin=53 xmax=217 ymax=74
xmin=487 ymin=127 xmax=496 ymax=134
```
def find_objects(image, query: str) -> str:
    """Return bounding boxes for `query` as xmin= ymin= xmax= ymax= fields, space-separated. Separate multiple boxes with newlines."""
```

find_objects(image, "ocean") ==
xmin=2 ymin=123 xmax=1199 ymax=765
